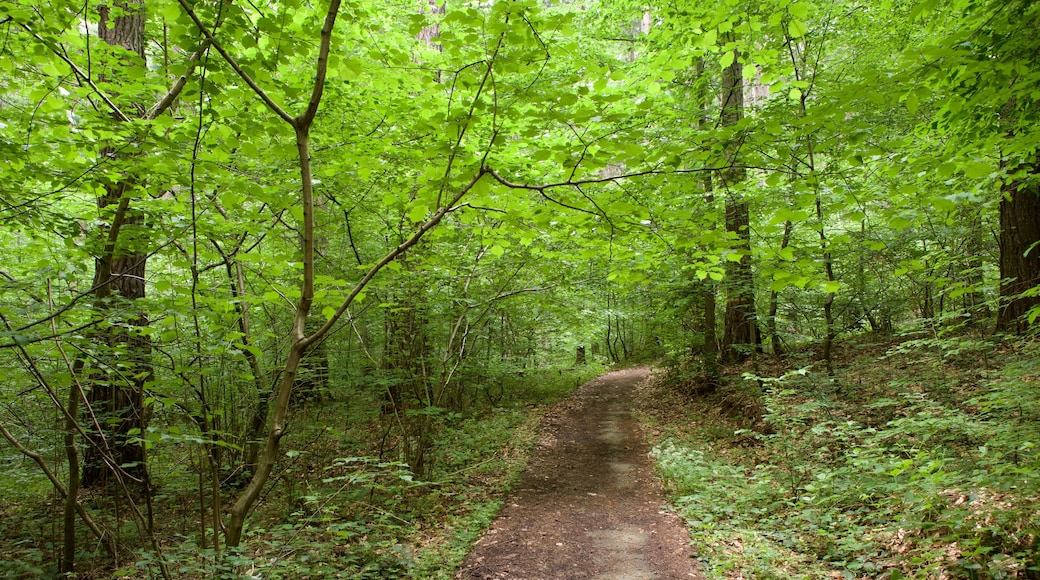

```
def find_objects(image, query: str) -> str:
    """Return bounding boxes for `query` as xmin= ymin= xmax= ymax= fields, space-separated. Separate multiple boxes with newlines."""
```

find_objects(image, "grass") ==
xmin=640 ymin=332 xmax=1040 ymax=580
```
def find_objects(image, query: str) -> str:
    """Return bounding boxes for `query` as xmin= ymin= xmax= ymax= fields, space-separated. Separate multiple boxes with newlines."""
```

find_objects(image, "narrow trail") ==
xmin=458 ymin=368 xmax=702 ymax=579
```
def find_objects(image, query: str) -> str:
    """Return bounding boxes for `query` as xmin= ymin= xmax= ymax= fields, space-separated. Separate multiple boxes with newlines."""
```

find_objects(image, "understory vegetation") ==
xmin=0 ymin=363 xmax=602 ymax=579
xmin=646 ymin=331 xmax=1040 ymax=580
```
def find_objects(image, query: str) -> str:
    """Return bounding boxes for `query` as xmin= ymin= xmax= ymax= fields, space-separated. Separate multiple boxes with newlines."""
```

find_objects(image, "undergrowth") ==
xmin=645 ymin=333 xmax=1040 ymax=579
xmin=0 ymin=362 xmax=603 ymax=579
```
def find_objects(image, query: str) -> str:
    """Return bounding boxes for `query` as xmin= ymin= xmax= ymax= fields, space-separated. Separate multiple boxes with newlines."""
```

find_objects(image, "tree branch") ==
xmin=175 ymin=0 xmax=294 ymax=124
xmin=19 ymin=22 xmax=131 ymax=122
xmin=295 ymin=0 xmax=342 ymax=127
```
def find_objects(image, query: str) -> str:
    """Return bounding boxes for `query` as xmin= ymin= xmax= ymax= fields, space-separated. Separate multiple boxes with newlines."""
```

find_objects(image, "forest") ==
xmin=1 ymin=0 xmax=1038 ymax=577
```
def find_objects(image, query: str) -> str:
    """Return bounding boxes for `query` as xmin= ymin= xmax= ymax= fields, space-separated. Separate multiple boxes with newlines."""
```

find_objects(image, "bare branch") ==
xmin=147 ymin=39 xmax=212 ymax=119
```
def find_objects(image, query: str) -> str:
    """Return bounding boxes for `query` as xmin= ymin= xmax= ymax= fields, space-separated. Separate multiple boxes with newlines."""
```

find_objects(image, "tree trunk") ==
xmin=996 ymin=162 xmax=1040 ymax=332
xmin=718 ymin=41 xmax=758 ymax=363
xmin=82 ymin=0 xmax=151 ymax=490
xmin=768 ymin=220 xmax=793 ymax=357
xmin=61 ymin=363 xmax=84 ymax=574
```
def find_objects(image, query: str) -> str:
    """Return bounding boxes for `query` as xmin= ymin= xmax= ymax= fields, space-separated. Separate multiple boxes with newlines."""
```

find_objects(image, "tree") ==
xmin=997 ymin=167 xmax=1040 ymax=332
xmin=80 ymin=0 xmax=151 ymax=490
xmin=718 ymin=36 xmax=759 ymax=362
xmin=911 ymin=0 xmax=1040 ymax=332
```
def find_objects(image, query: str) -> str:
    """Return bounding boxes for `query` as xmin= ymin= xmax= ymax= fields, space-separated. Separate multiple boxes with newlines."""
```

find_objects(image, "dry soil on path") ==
xmin=458 ymin=367 xmax=702 ymax=579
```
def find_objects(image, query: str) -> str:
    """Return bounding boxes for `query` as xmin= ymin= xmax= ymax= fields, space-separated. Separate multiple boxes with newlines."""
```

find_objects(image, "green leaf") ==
xmin=931 ymin=197 xmax=957 ymax=212
xmin=719 ymin=50 xmax=735 ymax=69
xmin=408 ymin=203 xmax=428 ymax=223
xmin=788 ymin=2 xmax=810 ymax=20
xmin=889 ymin=216 xmax=912 ymax=230
xmin=963 ymin=161 xmax=991 ymax=179
xmin=701 ymin=28 xmax=718 ymax=48
xmin=904 ymin=91 xmax=919 ymax=114
xmin=788 ymin=19 xmax=808 ymax=38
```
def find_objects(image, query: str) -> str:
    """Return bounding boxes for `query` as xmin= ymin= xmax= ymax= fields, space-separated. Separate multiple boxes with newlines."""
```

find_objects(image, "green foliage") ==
xmin=1 ymin=0 xmax=1038 ymax=574
xmin=653 ymin=338 xmax=1040 ymax=579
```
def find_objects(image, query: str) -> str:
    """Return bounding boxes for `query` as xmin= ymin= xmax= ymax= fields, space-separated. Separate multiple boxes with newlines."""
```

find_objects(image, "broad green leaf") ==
xmin=719 ymin=50 xmax=735 ymax=69
xmin=789 ymin=2 xmax=810 ymax=20
xmin=963 ymin=162 xmax=991 ymax=179
xmin=889 ymin=216 xmax=912 ymax=230
xmin=408 ymin=203 xmax=428 ymax=223
xmin=788 ymin=19 xmax=808 ymax=38
xmin=904 ymin=91 xmax=919 ymax=114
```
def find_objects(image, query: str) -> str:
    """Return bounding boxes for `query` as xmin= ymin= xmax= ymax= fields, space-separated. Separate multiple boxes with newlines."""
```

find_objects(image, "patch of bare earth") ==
xmin=458 ymin=368 xmax=702 ymax=579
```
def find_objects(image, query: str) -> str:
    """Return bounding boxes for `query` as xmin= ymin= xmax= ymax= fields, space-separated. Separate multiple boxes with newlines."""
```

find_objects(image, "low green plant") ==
xmin=652 ymin=338 xmax=1040 ymax=579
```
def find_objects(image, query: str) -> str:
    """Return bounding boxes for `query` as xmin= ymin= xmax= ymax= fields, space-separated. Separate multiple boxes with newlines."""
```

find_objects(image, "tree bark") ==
xmin=691 ymin=58 xmax=720 ymax=385
xmin=996 ymin=161 xmax=1040 ymax=332
xmin=718 ymin=40 xmax=759 ymax=363
xmin=82 ymin=0 xmax=151 ymax=490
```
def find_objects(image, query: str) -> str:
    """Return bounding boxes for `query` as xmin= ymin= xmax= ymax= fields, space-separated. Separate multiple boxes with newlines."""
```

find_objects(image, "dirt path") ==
xmin=458 ymin=368 xmax=702 ymax=579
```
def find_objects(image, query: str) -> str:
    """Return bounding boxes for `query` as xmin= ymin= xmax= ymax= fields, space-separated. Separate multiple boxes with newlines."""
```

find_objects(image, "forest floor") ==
xmin=457 ymin=367 xmax=701 ymax=579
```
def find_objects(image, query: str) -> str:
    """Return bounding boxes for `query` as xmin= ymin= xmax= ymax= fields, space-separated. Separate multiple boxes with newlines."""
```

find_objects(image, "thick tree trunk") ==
xmin=722 ymin=199 xmax=759 ymax=362
xmin=718 ymin=42 xmax=759 ymax=363
xmin=82 ymin=0 xmax=151 ymax=490
xmin=83 ymin=251 xmax=150 ymax=488
xmin=417 ymin=1 xmax=446 ymax=49
xmin=996 ymin=165 xmax=1040 ymax=332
